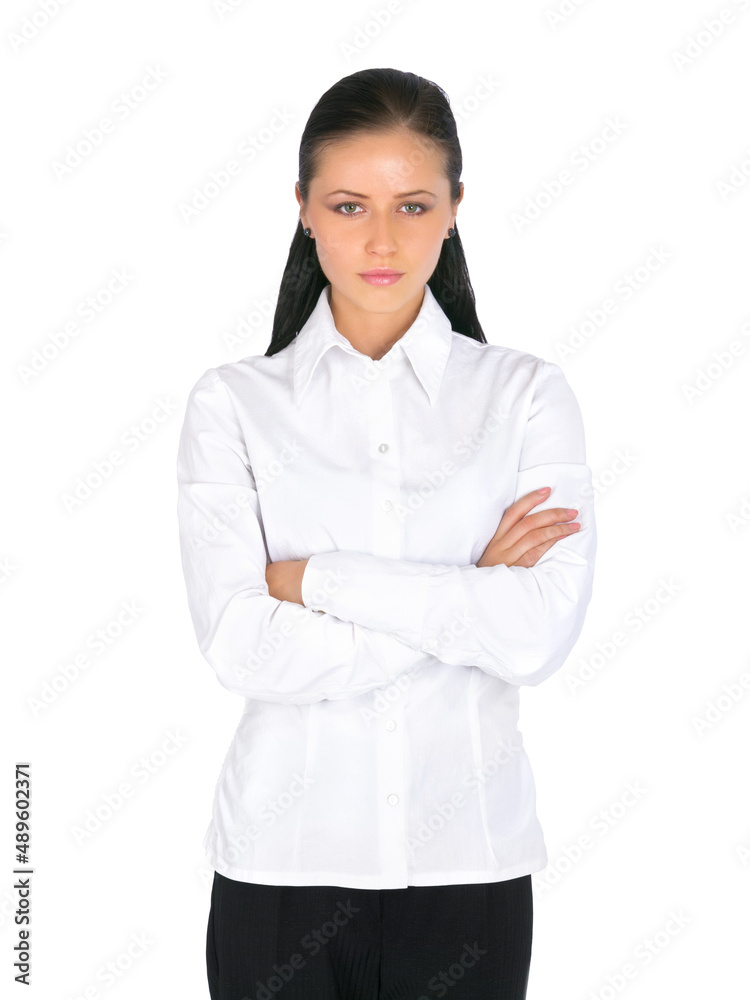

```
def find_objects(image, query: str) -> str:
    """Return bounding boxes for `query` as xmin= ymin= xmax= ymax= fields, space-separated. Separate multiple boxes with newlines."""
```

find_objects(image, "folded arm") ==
xmin=176 ymin=367 xmax=429 ymax=705
xmin=300 ymin=361 xmax=597 ymax=687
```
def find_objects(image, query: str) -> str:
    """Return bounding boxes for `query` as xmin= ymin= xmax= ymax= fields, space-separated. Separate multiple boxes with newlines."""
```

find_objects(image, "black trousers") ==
xmin=206 ymin=871 xmax=533 ymax=999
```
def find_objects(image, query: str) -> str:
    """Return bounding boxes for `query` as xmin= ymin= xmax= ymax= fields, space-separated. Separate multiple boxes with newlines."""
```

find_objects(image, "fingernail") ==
xmin=537 ymin=487 xmax=551 ymax=494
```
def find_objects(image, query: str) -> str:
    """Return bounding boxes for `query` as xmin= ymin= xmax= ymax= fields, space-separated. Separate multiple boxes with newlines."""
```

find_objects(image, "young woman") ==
xmin=177 ymin=67 xmax=597 ymax=1000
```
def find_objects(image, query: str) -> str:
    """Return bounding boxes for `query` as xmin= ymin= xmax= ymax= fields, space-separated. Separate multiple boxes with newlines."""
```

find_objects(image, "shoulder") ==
xmin=187 ymin=344 xmax=293 ymax=399
xmin=448 ymin=331 xmax=552 ymax=388
xmin=214 ymin=345 xmax=292 ymax=385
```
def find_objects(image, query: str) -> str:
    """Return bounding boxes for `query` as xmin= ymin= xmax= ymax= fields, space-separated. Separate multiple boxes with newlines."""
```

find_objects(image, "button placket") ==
xmin=368 ymin=359 xmax=402 ymax=560
xmin=367 ymin=356 xmax=408 ymax=879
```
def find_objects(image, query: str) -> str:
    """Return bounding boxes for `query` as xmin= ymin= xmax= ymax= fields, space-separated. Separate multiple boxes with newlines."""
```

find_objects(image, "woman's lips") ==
xmin=358 ymin=271 xmax=404 ymax=286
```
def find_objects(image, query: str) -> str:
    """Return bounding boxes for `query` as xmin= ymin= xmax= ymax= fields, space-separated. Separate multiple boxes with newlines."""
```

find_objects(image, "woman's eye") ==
xmin=334 ymin=202 xmax=426 ymax=217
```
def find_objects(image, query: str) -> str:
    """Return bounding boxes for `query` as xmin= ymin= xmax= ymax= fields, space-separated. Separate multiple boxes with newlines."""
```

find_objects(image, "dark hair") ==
xmin=265 ymin=67 xmax=486 ymax=357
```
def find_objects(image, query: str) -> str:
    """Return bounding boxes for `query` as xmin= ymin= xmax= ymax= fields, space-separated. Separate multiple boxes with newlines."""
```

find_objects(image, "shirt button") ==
xmin=378 ymin=443 xmax=389 ymax=453
xmin=387 ymin=793 xmax=399 ymax=806
xmin=385 ymin=719 xmax=396 ymax=732
xmin=382 ymin=500 xmax=392 ymax=512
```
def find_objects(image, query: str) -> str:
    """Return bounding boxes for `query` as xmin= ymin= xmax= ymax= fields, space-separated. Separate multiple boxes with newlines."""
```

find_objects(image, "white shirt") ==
xmin=176 ymin=281 xmax=597 ymax=889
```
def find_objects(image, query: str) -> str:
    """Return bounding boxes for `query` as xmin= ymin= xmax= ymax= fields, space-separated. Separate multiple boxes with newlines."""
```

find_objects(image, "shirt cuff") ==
xmin=301 ymin=550 xmax=437 ymax=648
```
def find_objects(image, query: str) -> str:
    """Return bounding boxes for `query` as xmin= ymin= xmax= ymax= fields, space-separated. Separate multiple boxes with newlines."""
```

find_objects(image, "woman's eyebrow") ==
xmin=324 ymin=188 xmax=437 ymax=198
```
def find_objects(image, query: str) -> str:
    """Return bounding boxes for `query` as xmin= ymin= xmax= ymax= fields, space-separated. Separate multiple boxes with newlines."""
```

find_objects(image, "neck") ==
xmin=328 ymin=285 xmax=425 ymax=361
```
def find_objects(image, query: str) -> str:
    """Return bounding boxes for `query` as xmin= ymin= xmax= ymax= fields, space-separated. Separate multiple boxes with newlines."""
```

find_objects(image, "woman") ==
xmin=177 ymin=67 xmax=597 ymax=1000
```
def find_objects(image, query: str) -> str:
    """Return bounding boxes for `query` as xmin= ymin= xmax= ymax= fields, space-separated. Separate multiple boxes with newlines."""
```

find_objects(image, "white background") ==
xmin=2 ymin=0 xmax=749 ymax=997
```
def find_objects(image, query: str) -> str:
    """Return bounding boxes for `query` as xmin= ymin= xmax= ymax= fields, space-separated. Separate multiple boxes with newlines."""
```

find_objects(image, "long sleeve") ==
xmin=176 ymin=367 xmax=429 ymax=705
xmin=300 ymin=361 xmax=597 ymax=687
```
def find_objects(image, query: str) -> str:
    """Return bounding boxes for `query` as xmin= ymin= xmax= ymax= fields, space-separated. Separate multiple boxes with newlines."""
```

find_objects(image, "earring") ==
xmin=303 ymin=227 xmax=312 ymax=238
xmin=448 ymin=227 xmax=455 ymax=237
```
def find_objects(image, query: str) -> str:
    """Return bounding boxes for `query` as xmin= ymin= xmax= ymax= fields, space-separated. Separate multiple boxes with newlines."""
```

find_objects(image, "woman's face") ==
xmin=297 ymin=129 xmax=462 ymax=317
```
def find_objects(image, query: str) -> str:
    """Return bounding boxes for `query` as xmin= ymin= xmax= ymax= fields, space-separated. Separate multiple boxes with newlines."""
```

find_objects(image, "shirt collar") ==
xmin=293 ymin=282 xmax=454 ymax=408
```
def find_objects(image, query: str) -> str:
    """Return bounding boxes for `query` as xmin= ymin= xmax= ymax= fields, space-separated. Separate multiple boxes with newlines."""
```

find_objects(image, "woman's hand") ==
xmin=477 ymin=488 xmax=580 ymax=569
xmin=265 ymin=559 xmax=309 ymax=605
